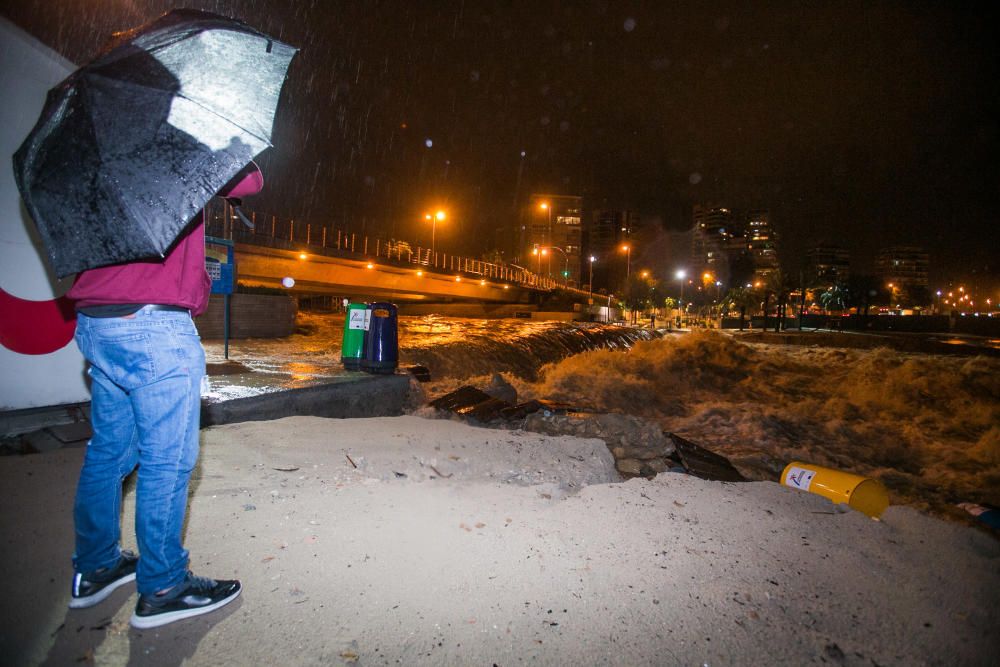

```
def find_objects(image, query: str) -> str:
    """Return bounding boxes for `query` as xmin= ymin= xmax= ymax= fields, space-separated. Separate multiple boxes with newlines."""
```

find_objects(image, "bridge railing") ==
xmin=204 ymin=203 xmax=557 ymax=290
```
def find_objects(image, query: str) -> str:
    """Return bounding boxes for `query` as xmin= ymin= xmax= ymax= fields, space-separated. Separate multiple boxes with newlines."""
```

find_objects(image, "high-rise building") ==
xmin=587 ymin=209 xmax=638 ymax=292
xmin=745 ymin=209 xmax=779 ymax=283
xmin=691 ymin=205 xmax=738 ymax=278
xmin=523 ymin=194 xmax=583 ymax=286
xmin=806 ymin=243 xmax=850 ymax=287
xmin=876 ymin=246 xmax=929 ymax=305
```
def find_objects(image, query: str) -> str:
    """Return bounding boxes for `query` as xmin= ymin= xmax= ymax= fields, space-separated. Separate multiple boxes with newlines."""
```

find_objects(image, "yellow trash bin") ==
xmin=781 ymin=461 xmax=890 ymax=518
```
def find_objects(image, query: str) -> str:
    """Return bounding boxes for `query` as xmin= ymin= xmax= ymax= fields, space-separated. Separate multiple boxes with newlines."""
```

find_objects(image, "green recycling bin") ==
xmin=341 ymin=302 xmax=369 ymax=370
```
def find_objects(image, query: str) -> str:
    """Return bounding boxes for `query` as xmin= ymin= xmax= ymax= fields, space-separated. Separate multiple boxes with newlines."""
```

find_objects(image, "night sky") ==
xmin=3 ymin=1 xmax=997 ymax=286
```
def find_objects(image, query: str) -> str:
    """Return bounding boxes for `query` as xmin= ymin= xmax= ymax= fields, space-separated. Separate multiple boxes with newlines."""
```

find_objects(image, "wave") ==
xmin=511 ymin=330 xmax=999 ymax=513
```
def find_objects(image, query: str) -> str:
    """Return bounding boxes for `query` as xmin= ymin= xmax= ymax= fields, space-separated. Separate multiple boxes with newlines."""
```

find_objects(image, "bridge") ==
xmin=205 ymin=208 xmax=594 ymax=306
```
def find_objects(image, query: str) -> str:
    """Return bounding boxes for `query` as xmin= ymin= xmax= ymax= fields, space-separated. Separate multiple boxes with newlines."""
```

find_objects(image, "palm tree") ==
xmin=722 ymin=287 xmax=757 ymax=331
xmin=819 ymin=285 xmax=847 ymax=314
xmin=765 ymin=271 xmax=794 ymax=332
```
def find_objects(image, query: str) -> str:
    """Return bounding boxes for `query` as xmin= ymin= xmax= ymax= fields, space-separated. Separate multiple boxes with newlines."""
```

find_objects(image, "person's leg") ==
xmin=72 ymin=317 xmax=141 ymax=574
xmin=130 ymin=312 xmax=205 ymax=596
xmin=69 ymin=315 xmax=142 ymax=607
xmin=126 ymin=310 xmax=241 ymax=628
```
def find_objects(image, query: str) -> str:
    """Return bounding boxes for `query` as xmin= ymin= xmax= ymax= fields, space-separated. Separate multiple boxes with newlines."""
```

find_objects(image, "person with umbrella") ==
xmin=65 ymin=163 xmax=263 ymax=629
xmin=12 ymin=10 xmax=296 ymax=628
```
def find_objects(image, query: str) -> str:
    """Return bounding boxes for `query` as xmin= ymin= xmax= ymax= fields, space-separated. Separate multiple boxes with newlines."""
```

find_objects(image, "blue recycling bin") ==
xmin=362 ymin=302 xmax=398 ymax=374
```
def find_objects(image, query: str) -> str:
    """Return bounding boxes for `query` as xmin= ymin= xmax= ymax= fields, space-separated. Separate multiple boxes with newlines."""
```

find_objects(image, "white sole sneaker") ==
xmin=130 ymin=580 xmax=241 ymax=629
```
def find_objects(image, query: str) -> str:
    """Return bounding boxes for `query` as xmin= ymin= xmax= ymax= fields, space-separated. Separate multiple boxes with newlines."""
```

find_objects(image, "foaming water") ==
xmin=518 ymin=330 xmax=1000 ymax=513
xmin=204 ymin=314 xmax=999 ymax=514
xmin=204 ymin=312 xmax=658 ymax=383
xmin=401 ymin=315 xmax=658 ymax=380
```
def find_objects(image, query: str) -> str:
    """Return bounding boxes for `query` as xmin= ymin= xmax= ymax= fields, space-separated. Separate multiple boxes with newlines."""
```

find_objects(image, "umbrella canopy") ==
xmin=12 ymin=9 xmax=297 ymax=278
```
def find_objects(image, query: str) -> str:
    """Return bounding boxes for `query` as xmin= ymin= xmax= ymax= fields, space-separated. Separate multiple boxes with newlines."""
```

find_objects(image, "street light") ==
xmin=675 ymin=269 xmax=686 ymax=307
xmin=539 ymin=201 xmax=552 ymax=240
xmin=538 ymin=246 xmax=569 ymax=287
xmin=538 ymin=202 xmax=553 ymax=275
xmin=424 ymin=209 xmax=446 ymax=256
xmin=588 ymin=255 xmax=596 ymax=298
xmin=621 ymin=244 xmax=631 ymax=282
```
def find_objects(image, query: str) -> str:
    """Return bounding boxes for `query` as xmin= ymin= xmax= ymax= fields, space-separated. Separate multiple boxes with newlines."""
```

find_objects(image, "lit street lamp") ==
xmin=675 ymin=269 xmax=687 ymax=309
xmin=538 ymin=246 xmax=569 ymax=288
xmin=621 ymin=244 xmax=631 ymax=282
xmin=539 ymin=201 xmax=552 ymax=239
xmin=424 ymin=209 xmax=446 ymax=256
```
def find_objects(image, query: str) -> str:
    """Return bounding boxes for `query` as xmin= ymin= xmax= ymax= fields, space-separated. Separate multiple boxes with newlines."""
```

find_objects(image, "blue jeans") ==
xmin=72 ymin=307 xmax=205 ymax=595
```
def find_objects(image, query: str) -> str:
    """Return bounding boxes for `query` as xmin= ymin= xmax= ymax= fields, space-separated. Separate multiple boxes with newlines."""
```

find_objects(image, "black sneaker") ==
xmin=69 ymin=550 xmax=138 ymax=609
xmin=130 ymin=572 xmax=241 ymax=629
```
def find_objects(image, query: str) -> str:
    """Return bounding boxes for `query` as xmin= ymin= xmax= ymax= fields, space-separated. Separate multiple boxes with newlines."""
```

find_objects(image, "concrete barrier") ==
xmin=194 ymin=293 xmax=296 ymax=339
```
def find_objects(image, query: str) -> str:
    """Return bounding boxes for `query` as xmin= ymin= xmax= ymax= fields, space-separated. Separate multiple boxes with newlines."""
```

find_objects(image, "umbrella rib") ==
xmin=173 ymin=91 xmax=273 ymax=147
xmin=85 ymin=72 xmax=273 ymax=146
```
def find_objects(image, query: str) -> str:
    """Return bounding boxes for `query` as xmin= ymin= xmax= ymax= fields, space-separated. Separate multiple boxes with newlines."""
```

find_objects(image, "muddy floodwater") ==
xmin=203 ymin=312 xmax=1000 ymax=518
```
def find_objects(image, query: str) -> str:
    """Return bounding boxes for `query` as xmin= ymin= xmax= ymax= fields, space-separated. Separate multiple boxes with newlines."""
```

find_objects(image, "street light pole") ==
xmin=539 ymin=202 xmax=552 ymax=277
xmin=588 ymin=255 xmax=596 ymax=299
xmin=676 ymin=269 xmax=686 ymax=323
xmin=424 ymin=210 xmax=446 ymax=258
xmin=541 ymin=246 xmax=569 ymax=288
xmin=621 ymin=244 xmax=631 ymax=282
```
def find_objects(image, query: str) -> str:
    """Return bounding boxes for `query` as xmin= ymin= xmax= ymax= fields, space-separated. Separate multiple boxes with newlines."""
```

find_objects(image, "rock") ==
xmin=522 ymin=413 xmax=675 ymax=461
xmin=645 ymin=458 xmax=671 ymax=474
xmin=616 ymin=458 xmax=643 ymax=476
xmin=482 ymin=373 xmax=517 ymax=405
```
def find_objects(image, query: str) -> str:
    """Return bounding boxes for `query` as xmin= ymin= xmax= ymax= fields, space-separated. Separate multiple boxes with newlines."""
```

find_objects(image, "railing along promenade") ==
xmin=204 ymin=205 xmax=557 ymax=291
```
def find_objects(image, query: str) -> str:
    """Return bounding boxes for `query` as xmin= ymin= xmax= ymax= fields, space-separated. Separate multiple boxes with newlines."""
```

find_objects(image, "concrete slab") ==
xmin=201 ymin=373 xmax=415 ymax=426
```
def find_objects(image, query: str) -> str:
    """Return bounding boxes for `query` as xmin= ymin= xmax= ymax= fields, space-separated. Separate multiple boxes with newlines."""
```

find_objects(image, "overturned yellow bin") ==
xmin=781 ymin=462 xmax=890 ymax=518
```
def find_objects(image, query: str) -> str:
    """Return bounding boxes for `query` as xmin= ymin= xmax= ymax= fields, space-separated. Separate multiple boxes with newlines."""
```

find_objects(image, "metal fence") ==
xmin=204 ymin=202 xmax=556 ymax=290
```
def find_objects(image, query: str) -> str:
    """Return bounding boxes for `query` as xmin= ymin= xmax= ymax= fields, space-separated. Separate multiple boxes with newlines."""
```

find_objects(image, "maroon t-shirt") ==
xmin=67 ymin=213 xmax=211 ymax=316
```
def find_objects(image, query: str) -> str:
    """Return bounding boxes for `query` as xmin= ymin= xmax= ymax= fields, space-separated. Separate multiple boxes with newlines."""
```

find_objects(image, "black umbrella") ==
xmin=12 ymin=9 xmax=297 ymax=278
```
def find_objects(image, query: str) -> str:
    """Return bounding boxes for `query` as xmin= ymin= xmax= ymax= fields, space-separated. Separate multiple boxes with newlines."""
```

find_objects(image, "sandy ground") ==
xmin=2 ymin=415 xmax=998 ymax=666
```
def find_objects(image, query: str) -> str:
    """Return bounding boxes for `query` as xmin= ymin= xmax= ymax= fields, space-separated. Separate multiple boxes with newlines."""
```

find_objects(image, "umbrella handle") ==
xmin=229 ymin=202 xmax=255 ymax=230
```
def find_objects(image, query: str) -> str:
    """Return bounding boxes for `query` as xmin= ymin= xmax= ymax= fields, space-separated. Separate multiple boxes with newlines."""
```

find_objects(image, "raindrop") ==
xmin=425 ymin=138 xmax=433 ymax=148
xmin=520 ymin=150 xmax=526 ymax=157
xmin=470 ymin=70 xmax=480 ymax=82
xmin=689 ymin=173 xmax=702 ymax=185
xmin=624 ymin=17 xmax=636 ymax=32
xmin=281 ymin=277 xmax=295 ymax=288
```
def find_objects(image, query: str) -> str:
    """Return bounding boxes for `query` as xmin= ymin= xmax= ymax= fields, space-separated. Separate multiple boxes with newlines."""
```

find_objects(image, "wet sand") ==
xmin=3 ymin=416 xmax=998 ymax=666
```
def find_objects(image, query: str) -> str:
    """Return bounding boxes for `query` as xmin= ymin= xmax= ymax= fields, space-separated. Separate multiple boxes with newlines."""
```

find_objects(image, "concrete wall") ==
xmin=397 ymin=303 xmax=538 ymax=319
xmin=194 ymin=293 xmax=296 ymax=339
xmin=0 ymin=20 xmax=90 ymax=411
